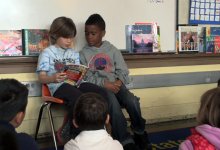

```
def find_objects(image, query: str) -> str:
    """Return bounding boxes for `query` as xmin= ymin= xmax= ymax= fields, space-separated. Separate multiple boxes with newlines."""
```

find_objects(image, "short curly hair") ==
xmin=85 ymin=14 xmax=106 ymax=31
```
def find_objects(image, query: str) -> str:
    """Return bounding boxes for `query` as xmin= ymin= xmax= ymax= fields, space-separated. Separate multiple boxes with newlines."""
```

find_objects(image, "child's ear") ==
xmin=10 ymin=111 xmax=25 ymax=128
xmin=73 ymin=119 xmax=79 ymax=128
xmin=105 ymin=114 xmax=110 ymax=124
xmin=102 ymin=30 xmax=106 ymax=37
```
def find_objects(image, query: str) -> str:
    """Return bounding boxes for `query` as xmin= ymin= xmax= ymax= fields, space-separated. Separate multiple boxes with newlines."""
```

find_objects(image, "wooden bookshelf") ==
xmin=1 ymin=53 xmax=220 ymax=74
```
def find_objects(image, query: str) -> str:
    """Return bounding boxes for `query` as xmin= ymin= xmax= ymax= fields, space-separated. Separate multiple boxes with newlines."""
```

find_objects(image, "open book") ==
xmin=54 ymin=62 xmax=89 ymax=86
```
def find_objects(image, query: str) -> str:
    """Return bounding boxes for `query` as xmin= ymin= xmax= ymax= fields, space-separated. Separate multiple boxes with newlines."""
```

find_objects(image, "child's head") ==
xmin=197 ymin=87 xmax=220 ymax=128
xmin=49 ymin=16 xmax=77 ymax=49
xmin=85 ymin=14 xmax=106 ymax=47
xmin=0 ymin=79 xmax=28 ymax=128
xmin=73 ymin=92 xmax=109 ymax=131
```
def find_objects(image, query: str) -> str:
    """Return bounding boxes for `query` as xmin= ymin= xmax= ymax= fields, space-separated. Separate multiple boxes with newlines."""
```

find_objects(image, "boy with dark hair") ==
xmin=64 ymin=92 xmax=123 ymax=150
xmin=80 ymin=13 xmax=151 ymax=150
xmin=0 ymin=79 xmax=39 ymax=150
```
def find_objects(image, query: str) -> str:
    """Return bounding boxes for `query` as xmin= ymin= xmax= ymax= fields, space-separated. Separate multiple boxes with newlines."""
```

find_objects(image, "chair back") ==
xmin=42 ymin=84 xmax=52 ymax=97
xmin=42 ymin=84 xmax=64 ymax=104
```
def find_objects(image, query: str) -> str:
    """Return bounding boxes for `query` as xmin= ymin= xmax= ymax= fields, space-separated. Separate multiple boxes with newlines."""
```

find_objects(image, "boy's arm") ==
xmin=38 ymin=71 xmax=67 ymax=84
xmin=114 ymin=50 xmax=130 ymax=84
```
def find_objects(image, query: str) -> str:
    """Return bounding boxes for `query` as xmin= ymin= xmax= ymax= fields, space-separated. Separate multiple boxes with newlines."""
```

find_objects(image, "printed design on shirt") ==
xmin=89 ymin=53 xmax=113 ymax=72
xmin=53 ymin=58 xmax=76 ymax=64
xmin=53 ymin=58 xmax=76 ymax=72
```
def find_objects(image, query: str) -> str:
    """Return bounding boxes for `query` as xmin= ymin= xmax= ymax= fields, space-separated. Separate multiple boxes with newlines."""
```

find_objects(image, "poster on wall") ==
xmin=189 ymin=0 xmax=220 ymax=25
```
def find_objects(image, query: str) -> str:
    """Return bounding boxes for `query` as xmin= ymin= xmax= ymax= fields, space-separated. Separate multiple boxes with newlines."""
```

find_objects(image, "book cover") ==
xmin=178 ymin=26 xmax=199 ymax=52
xmin=135 ymin=22 xmax=160 ymax=52
xmin=214 ymin=36 xmax=220 ymax=53
xmin=125 ymin=24 xmax=153 ymax=53
xmin=54 ymin=62 xmax=88 ymax=87
xmin=0 ymin=30 xmax=22 ymax=56
xmin=129 ymin=24 xmax=154 ymax=53
xmin=22 ymin=29 xmax=49 ymax=56
xmin=132 ymin=33 xmax=154 ymax=53
xmin=206 ymin=26 xmax=220 ymax=53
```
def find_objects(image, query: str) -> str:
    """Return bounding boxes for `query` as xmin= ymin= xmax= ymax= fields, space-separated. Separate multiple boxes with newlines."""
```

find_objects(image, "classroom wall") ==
xmin=0 ymin=64 xmax=218 ymax=136
xmin=0 ymin=0 xmax=176 ymax=51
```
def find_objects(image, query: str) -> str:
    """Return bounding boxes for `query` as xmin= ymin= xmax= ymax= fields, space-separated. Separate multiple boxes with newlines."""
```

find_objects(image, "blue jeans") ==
xmin=106 ymin=84 xmax=146 ymax=146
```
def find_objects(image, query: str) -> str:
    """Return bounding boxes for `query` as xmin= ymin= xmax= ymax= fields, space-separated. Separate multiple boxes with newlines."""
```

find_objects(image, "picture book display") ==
xmin=54 ymin=62 xmax=89 ymax=87
xmin=0 ymin=30 xmax=22 ymax=56
xmin=178 ymin=26 xmax=199 ymax=52
xmin=22 ymin=29 xmax=49 ymax=55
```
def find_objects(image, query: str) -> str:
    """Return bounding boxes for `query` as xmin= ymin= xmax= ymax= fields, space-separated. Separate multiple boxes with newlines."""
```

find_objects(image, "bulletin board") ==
xmin=189 ymin=0 xmax=220 ymax=25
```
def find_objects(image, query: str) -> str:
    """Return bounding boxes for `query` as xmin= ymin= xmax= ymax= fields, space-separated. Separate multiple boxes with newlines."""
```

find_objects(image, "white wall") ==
xmin=0 ymin=0 xmax=176 ymax=51
xmin=178 ymin=0 xmax=190 ymax=25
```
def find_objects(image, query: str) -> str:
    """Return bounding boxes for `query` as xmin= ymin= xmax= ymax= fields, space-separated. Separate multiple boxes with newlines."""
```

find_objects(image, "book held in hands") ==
xmin=54 ymin=62 xmax=88 ymax=87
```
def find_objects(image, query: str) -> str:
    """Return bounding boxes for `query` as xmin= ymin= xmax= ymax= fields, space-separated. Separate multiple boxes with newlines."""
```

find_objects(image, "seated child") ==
xmin=80 ymin=13 xmax=151 ymax=150
xmin=0 ymin=79 xmax=39 ymax=150
xmin=64 ymin=92 xmax=123 ymax=150
xmin=36 ymin=16 xmax=108 ymax=143
xmin=179 ymin=87 xmax=220 ymax=150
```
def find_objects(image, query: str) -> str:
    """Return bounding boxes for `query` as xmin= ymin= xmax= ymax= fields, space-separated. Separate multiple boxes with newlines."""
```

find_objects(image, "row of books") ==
xmin=125 ymin=22 xmax=161 ymax=54
xmin=177 ymin=26 xmax=220 ymax=54
xmin=0 ymin=29 xmax=49 ymax=56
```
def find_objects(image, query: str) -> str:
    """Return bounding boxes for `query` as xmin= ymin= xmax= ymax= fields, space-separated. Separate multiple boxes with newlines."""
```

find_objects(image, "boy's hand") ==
xmin=114 ymin=79 xmax=122 ymax=87
xmin=53 ymin=72 xmax=67 ymax=83
xmin=104 ymin=80 xmax=120 ymax=94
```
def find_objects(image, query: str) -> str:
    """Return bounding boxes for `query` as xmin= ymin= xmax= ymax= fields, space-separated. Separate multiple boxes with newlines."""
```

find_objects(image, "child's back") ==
xmin=64 ymin=92 xmax=123 ymax=150
xmin=179 ymin=87 xmax=220 ymax=150
xmin=0 ymin=79 xmax=39 ymax=150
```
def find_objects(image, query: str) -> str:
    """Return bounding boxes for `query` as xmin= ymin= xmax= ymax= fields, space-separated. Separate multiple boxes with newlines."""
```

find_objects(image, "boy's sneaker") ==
xmin=56 ymin=116 xmax=71 ymax=144
xmin=134 ymin=131 xmax=152 ymax=150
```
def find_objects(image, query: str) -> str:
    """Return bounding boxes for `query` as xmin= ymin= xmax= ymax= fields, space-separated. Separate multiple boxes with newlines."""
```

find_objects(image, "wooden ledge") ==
xmin=1 ymin=53 xmax=220 ymax=73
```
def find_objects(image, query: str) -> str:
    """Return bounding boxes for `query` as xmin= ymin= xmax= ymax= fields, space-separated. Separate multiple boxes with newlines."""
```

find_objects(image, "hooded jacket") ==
xmin=179 ymin=124 xmax=220 ymax=150
xmin=80 ymin=41 xmax=130 ymax=87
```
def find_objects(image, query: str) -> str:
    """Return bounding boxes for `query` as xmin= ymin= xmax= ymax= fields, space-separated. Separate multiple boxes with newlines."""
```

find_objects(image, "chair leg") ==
xmin=35 ymin=102 xmax=48 ymax=140
xmin=47 ymin=103 xmax=58 ymax=150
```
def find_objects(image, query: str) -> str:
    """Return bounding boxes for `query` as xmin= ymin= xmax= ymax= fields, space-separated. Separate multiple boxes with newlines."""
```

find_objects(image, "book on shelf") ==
xmin=197 ymin=26 xmax=206 ymax=53
xmin=135 ymin=22 xmax=160 ymax=52
xmin=54 ymin=62 xmax=89 ymax=87
xmin=175 ymin=30 xmax=179 ymax=53
xmin=178 ymin=26 xmax=199 ymax=53
xmin=206 ymin=26 xmax=220 ymax=53
xmin=125 ymin=24 xmax=154 ymax=53
xmin=22 ymin=29 xmax=49 ymax=56
xmin=0 ymin=30 xmax=23 ymax=56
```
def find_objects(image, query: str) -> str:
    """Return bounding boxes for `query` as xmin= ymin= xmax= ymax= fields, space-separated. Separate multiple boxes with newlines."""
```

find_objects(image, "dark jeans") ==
xmin=53 ymin=82 xmax=108 ymax=136
xmin=106 ymin=84 xmax=146 ymax=146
